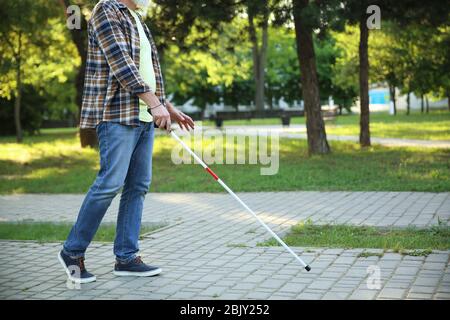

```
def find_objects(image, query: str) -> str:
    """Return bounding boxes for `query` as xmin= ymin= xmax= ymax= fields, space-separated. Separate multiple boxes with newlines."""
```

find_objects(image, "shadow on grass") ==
xmin=1 ymin=132 xmax=449 ymax=194
xmin=0 ymin=155 xmax=99 ymax=194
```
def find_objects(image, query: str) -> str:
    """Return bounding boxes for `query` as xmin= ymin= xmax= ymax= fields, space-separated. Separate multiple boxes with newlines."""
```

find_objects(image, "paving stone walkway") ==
xmin=0 ymin=192 xmax=449 ymax=300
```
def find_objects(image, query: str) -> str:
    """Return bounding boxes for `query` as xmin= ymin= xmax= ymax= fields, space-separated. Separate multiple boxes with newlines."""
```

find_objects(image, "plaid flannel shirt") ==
xmin=80 ymin=0 xmax=166 ymax=129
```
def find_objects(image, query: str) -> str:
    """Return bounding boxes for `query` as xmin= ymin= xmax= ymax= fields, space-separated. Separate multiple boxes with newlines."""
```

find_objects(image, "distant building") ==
xmin=350 ymin=86 xmax=448 ymax=113
xmin=369 ymin=88 xmax=389 ymax=105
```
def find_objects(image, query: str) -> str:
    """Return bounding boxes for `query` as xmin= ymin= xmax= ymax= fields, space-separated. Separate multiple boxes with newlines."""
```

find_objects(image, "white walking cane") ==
xmin=170 ymin=131 xmax=311 ymax=272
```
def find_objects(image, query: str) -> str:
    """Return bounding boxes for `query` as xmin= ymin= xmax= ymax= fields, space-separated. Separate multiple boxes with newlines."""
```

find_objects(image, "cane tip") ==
xmin=305 ymin=265 xmax=311 ymax=272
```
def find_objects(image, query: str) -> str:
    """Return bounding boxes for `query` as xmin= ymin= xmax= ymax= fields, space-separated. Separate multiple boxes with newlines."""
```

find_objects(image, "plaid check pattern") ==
xmin=80 ymin=0 xmax=166 ymax=129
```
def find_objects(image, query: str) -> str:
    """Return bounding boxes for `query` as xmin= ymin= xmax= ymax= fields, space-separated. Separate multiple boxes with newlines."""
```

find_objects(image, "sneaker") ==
xmin=58 ymin=250 xmax=96 ymax=284
xmin=113 ymin=256 xmax=162 ymax=277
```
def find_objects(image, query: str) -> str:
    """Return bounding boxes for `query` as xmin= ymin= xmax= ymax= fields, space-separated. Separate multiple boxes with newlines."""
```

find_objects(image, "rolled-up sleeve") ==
xmin=91 ymin=3 xmax=150 ymax=95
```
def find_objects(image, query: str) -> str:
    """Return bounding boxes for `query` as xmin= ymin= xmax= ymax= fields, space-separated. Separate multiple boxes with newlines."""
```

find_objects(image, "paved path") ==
xmin=1 ymin=192 xmax=448 ymax=227
xmin=174 ymin=125 xmax=450 ymax=149
xmin=0 ymin=192 xmax=449 ymax=300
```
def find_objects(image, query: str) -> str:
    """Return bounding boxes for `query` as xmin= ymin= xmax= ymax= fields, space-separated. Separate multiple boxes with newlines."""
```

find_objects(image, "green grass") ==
xmin=403 ymin=249 xmax=433 ymax=257
xmin=226 ymin=243 xmax=248 ymax=248
xmin=357 ymin=251 xmax=384 ymax=258
xmin=0 ymin=221 xmax=164 ymax=243
xmin=204 ymin=110 xmax=450 ymax=141
xmin=357 ymin=249 xmax=433 ymax=257
xmin=326 ymin=110 xmax=450 ymax=141
xmin=0 ymin=126 xmax=449 ymax=194
xmin=258 ymin=221 xmax=450 ymax=251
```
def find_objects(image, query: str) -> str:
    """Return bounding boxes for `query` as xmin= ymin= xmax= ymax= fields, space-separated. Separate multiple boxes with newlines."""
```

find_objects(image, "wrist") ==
xmin=149 ymin=103 xmax=163 ymax=110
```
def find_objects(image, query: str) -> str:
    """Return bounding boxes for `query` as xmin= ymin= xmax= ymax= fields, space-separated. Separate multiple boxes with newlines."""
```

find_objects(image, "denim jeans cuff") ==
xmin=62 ymin=247 xmax=85 ymax=259
xmin=116 ymin=254 xmax=137 ymax=264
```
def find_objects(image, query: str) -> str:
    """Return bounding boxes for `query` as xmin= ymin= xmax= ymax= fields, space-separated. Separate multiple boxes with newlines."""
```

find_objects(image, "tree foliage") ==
xmin=0 ymin=0 xmax=79 ymax=139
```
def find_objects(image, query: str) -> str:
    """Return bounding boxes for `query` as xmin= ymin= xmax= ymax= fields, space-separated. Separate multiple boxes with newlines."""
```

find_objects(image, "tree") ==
xmin=246 ymin=0 xmax=270 ymax=112
xmin=163 ymin=17 xmax=253 ymax=110
xmin=59 ymin=0 xmax=97 ymax=147
xmin=382 ymin=0 xmax=450 ymax=113
xmin=152 ymin=0 xmax=273 ymax=113
xmin=357 ymin=7 xmax=371 ymax=145
xmin=57 ymin=0 xmax=237 ymax=147
xmin=369 ymin=22 xmax=403 ymax=115
xmin=434 ymin=25 xmax=450 ymax=111
xmin=331 ymin=26 xmax=360 ymax=114
xmin=149 ymin=0 xmax=237 ymax=59
xmin=412 ymin=25 xmax=450 ymax=113
xmin=0 ymin=0 xmax=76 ymax=142
xmin=292 ymin=0 xmax=330 ymax=154
xmin=340 ymin=0 xmax=380 ymax=147
xmin=1 ymin=0 xmax=41 ymax=142
xmin=266 ymin=26 xmax=302 ymax=107
xmin=337 ymin=6 xmax=449 ymax=118
xmin=342 ymin=0 xmax=403 ymax=147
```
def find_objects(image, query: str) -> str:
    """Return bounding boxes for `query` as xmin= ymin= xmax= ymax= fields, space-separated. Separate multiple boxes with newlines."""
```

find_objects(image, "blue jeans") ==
xmin=63 ymin=121 xmax=154 ymax=263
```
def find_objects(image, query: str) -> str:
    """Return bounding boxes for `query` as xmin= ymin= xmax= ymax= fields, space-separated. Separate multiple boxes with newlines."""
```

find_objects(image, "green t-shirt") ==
xmin=128 ymin=9 xmax=156 ymax=123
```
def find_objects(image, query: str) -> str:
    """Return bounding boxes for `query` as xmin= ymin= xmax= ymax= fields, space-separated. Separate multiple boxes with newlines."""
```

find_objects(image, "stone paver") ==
xmin=1 ymin=192 xmax=448 ymax=228
xmin=0 ymin=192 xmax=449 ymax=300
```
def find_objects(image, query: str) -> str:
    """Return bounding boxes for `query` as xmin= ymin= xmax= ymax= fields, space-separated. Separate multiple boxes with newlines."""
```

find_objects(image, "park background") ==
xmin=0 ymin=0 xmax=449 ymax=300
xmin=0 ymin=0 xmax=449 ymax=193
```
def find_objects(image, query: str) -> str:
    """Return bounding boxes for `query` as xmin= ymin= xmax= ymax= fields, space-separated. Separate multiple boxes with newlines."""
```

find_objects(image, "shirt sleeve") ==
xmin=90 ymin=3 xmax=151 ymax=96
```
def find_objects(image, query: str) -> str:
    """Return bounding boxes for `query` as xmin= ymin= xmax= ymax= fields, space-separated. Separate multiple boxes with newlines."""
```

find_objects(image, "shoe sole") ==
xmin=113 ymin=268 xmax=162 ymax=277
xmin=58 ymin=252 xmax=96 ymax=284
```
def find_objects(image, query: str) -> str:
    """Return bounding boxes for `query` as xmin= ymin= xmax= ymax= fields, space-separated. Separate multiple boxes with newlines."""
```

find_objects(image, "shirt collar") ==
xmin=110 ymin=0 xmax=128 ymax=10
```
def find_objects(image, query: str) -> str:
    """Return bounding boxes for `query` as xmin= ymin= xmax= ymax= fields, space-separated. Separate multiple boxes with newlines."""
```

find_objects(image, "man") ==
xmin=59 ymin=0 xmax=195 ymax=283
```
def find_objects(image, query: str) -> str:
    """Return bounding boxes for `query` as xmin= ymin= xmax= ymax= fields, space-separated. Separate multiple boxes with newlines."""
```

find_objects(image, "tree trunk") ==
xmin=425 ymin=95 xmax=429 ymax=113
xmin=293 ymin=0 xmax=330 ymax=155
xmin=421 ymin=94 xmax=424 ymax=113
xmin=14 ymin=32 xmax=23 ymax=143
xmin=447 ymin=89 xmax=450 ymax=111
xmin=406 ymin=91 xmax=410 ymax=115
xmin=61 ymin=0 xmax=97 ymax=148
xmin=391 ymin=85 xmax=397 ymax=115
xmin=14 ymin=69 xmax=22 ymax=143
xmin=359 ymin=15 xmax=371 ymax=147
xmin=259 ymin=21 xmax=268 ymax=111
xmin=389 ymin=84 xmax=396 ymax=115
xmin=248 ymin=6 xmax=268 ymax=113
xmin=267 ymin=89 xmax=273 ymax=109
